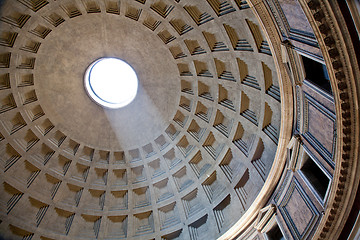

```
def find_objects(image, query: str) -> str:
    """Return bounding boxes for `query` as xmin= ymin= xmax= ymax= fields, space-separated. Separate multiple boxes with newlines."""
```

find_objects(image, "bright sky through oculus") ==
xmin=84 ymin=58 xmax=138 ymax=108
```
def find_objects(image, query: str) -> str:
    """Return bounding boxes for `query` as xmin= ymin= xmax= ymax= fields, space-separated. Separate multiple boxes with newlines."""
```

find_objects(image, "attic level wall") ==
xmin=0 ymin=0 xmax=282 ymax=239
xmin=270 ymin=79 xmax=336 ymax=240
xmin=239 ymin=0 xmax=360 ymax=239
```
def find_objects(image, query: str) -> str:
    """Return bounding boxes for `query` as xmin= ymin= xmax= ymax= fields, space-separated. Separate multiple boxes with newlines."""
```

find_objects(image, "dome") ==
xmin=0 ymin=1 xmax=359 ymax=240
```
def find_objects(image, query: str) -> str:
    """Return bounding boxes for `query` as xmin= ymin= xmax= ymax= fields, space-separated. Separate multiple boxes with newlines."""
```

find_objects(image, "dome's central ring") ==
xmin=84 ymin=58 xmax=138 ymax=108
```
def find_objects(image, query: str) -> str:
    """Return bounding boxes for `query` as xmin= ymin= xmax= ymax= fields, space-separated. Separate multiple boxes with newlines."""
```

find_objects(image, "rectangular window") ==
xmin=300 ymin=151 xmax=330 ymax=200
xmin=302 ymin=55 xmax=332 ymax=95
xmin=266 ymin=223 xmax=285 ymax=240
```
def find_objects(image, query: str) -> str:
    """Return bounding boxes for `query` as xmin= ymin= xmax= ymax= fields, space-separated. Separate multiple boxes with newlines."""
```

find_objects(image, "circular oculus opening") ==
xmin=84 ymin=58 xmax=138 ymax=109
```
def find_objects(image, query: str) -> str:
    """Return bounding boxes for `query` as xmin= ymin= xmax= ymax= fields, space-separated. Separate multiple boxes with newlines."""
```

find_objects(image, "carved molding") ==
xmin=254 ymin=204 xmax=276 ymax=232
xmin=287 ymin=134 xmax=301 ymax=172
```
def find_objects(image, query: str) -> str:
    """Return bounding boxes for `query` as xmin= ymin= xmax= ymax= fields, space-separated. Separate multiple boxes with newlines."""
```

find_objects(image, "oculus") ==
xmin=84 ymin=58 xmax=138 ymax=108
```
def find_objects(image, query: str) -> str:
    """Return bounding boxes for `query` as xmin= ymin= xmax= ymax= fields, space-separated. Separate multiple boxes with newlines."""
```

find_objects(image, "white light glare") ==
xmin=84 ymin=58 xmax=138 ymax=109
